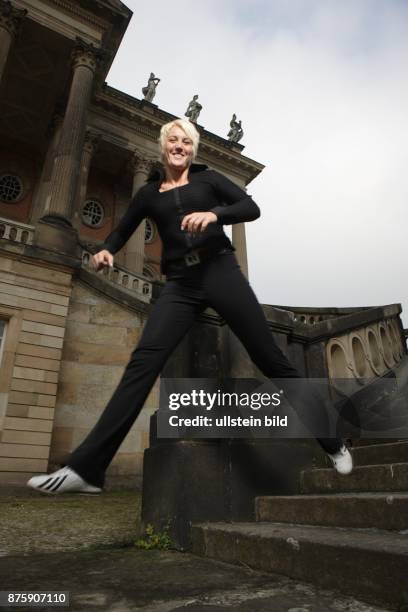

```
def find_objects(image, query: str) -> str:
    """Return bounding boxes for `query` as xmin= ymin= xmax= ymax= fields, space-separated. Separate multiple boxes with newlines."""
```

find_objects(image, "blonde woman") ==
xmin=28 ymin=119 xmax=352 ymax=494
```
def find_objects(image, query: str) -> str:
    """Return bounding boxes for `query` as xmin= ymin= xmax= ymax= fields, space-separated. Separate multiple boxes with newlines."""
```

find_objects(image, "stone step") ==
xmin=350 ymin=440 xmax=408 ymax=466
xmin=255 ymin=492 xmax=408 ymax=530
xmin=300 ymin=461 xmax=408 ymax=494
xmin=191 ymin=521 xmax=408 ymax=609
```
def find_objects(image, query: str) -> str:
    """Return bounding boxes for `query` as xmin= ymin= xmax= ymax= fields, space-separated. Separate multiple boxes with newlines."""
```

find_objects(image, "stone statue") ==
xmin=185 ymin=95 xmax=202 ymax=123
xmin=142 ymin=73 xmax=160 ymax=102
xmin=227 ymin=114 xmax=244 ymax=143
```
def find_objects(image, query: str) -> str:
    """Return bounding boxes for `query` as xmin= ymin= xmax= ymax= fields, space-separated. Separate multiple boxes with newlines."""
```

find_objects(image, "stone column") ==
xmin=232 ymin=223 xmax=248 ymax=278
xmin=30 ymin=112 xmax=63 ymax=225
xmin=124 ymin=154 xmax=154 ymax=275
xmin=44 ymin=38 xmax=103 ymax=227
xmin=72 ymin=130 xmax=100 ymax=232
xmin=0 ymin=0 xmax=26 ymax=83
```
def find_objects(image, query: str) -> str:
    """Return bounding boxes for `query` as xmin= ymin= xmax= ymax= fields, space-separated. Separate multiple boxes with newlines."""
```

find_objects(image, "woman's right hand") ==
xmin=91 ymin=249 xmax=114 ymax=272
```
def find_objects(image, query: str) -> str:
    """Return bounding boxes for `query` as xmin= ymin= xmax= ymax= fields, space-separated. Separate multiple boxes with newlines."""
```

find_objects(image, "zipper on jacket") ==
xmin=174 ymin=187 xmax=193 ymax=249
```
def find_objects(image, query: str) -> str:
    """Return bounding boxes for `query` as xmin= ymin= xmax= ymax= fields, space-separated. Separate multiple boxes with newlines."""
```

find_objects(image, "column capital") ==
xmin=129 ymin=151 xmax=156 ymax=176
xmin=0 ymin=0 xmax=27 ymax=37
xmin=83 ymin=130 xmax=101 ymax=155
xmin=72 ymin=37 xmax=106 ymax=73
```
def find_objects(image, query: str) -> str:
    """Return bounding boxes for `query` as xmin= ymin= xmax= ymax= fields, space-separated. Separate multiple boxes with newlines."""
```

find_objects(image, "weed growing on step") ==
xmin=135 ymin=522 xmax=172 ymax=550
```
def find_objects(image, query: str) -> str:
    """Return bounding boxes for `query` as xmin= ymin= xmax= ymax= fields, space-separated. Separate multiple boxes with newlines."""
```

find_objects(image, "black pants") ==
xmin=66 ymin=251 xmax=342 ymax=488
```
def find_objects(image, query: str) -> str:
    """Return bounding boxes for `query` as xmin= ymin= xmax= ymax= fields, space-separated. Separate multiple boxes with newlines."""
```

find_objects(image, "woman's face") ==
xmin=163 ymin=126 xmax=194 ymax=172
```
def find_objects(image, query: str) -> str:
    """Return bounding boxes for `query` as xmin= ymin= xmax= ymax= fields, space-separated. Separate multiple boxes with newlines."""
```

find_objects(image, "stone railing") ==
xmin=0 ymin=216 xmax=35 ymax=245
xmin=81 ymin=249 xmax=153 ymax=302
xmin=279 ymin=306 xmax=367 ymax=326
xmin=326 ymin=315 xmax=405 ymax=380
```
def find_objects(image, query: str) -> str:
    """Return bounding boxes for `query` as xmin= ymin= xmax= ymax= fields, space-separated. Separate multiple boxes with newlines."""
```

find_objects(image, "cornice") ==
xmin=13 ymin=0 xmax=108 ymax=29
xmin=93 ymin=85 xmax=265 ymax=184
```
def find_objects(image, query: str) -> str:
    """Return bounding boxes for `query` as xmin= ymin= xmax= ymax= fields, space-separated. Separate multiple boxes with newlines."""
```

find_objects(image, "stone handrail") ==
xmin=326 ymin=314 xmax=405 ymax=381
xmin=81 ymin=249 xmax=153 ymax=302
xmin=0 ymin=216 xmax=35 ymax=245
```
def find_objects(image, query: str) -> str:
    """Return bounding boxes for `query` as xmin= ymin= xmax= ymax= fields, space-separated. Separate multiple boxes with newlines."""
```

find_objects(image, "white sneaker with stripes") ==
xmin=327 ymin=444 xmax=353 ymax=475
xmin=27 ymin=466 xmax=102 ymax=495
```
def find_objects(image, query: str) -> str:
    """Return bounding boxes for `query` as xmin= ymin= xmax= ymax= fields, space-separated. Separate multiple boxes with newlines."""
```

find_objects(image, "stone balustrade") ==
xmin=326 ymin=316 xmax=405 ymax=380
xmin=0 ymin=216 xmax=35 ymax=245
xmin=81 ymin=249 xmax=152 ymax=302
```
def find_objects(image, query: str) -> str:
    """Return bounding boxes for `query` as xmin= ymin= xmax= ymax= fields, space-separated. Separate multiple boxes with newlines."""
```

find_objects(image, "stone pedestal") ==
xmin=33 ymin=214 xmax=82 ymax=261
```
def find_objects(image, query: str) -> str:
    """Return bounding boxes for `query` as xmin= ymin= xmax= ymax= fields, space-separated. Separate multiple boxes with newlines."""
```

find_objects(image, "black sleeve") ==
xmin=208 ymin=170 xmax=261 ymax=225
xmin=99 ymin=187 xmax=147 ymax=255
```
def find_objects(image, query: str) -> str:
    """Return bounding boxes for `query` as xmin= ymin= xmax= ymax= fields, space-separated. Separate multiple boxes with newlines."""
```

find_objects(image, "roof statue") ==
xmin=142 ymin=72 xmax=160 ymax=102
xmin=184 ymin=95 xmax=202 ymax=123
xmin=227 ymin=113 xmax=244 ymax=143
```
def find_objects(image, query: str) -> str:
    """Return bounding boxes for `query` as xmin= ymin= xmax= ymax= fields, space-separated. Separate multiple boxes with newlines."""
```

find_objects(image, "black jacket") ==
xmin=101 ymin=163 xmax=260 ymax=274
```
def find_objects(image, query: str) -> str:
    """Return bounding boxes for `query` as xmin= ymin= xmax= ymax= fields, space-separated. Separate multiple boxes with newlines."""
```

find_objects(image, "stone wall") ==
xmin=0 ymin=252 xmax=72 ymax=485
xmin=49 ymin=279 xmax=156 ymax=489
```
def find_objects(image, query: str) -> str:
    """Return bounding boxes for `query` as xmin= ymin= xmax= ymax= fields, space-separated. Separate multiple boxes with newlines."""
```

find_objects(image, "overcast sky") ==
xmin=107 ymin=0 xmax=408 ymax=326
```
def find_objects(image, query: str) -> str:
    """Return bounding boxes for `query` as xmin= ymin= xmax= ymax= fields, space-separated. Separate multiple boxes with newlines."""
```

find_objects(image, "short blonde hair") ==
xmin=159 ymin=119 xmax=200 ymax=162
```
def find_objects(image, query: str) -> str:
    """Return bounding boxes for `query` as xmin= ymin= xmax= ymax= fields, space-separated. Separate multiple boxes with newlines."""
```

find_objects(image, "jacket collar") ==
xmin=147 ymin=162 xmax=208 ymax=183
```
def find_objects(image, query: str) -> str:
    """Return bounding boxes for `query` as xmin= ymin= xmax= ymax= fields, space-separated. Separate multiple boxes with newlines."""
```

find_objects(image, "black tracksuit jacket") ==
xmin=100 ymin=163 xmax=260 ymax=274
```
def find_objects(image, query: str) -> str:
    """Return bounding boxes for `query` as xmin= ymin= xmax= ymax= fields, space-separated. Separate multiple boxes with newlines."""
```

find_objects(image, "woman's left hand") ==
xmin=181 ymin=211 xmax=218 ymax=234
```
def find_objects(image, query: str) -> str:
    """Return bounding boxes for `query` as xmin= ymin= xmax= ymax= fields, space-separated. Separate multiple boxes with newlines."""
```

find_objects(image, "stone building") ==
xmin=0 ymin=0 xmax=406 ymax=491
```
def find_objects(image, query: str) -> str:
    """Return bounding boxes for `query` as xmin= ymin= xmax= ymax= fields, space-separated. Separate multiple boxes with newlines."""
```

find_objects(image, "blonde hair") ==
xmin=159 ymin=118 xmax=200 ymax=162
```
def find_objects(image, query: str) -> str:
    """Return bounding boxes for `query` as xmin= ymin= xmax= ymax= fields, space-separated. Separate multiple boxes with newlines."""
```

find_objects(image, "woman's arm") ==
xmin=208 ymin=170 xmax=261 ymax=225
xmin=99 ymin=187 xmax=147 ymax=255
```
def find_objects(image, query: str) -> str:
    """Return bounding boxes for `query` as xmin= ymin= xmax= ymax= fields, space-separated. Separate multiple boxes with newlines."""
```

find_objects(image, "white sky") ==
xmin=107 ymin=0 xmax=408 ymax=326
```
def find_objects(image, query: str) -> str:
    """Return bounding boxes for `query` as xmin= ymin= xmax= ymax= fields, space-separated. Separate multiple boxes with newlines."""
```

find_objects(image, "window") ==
xmin=0 ymin=174 xmax=23 ymax=203
xmin=144 ymin=218 xmax=156 ymax=243
xmin=82 ymin=199 xmax=105 ymax=228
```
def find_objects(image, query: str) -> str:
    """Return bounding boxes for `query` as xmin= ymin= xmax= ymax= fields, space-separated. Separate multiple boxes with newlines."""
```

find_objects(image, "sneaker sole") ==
xmin=33 ymin=488 xmax=102 ymax=496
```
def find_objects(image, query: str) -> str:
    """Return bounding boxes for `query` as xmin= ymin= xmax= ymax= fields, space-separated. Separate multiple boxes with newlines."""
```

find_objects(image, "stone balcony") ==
xmin=0 ymin=216 xmax=35 ymax=245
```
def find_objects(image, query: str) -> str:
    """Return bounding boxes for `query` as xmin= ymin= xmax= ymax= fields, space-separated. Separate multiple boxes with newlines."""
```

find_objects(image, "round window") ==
xmin=82 ymin=199 xmax=105 ymax=228
xmin=0 ymin=174 xmax=23 ymax=203
xmin=145 ymin=218 xmax=155 ymax=243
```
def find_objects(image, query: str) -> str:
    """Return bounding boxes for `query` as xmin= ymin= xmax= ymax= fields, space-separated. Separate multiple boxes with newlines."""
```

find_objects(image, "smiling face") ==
xmin=163 ymin=126 xmax=194 ymax=172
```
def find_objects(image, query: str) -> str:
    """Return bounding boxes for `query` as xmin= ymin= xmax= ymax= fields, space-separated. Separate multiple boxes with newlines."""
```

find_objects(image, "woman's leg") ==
xmin=64 ymin=280 xmax=207 ymax=487
xmin=203 ymin=253 xmax=342 ymax=454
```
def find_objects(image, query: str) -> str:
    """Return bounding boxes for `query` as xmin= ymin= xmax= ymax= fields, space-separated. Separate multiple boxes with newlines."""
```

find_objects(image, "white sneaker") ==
xmin=327 ymin=444 xmax=353 ymax=475
xmin=27 ymin=466 xmax=102 ymax=495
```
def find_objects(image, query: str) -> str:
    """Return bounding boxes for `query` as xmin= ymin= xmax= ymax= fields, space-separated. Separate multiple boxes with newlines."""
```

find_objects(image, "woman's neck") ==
xmin=163 ymin=165 xmax=190 ymax=186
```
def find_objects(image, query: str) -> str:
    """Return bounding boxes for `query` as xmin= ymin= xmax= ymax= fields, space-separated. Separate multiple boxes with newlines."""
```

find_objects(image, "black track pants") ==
xmin=65 ymin=251 xmax=342 ymax=487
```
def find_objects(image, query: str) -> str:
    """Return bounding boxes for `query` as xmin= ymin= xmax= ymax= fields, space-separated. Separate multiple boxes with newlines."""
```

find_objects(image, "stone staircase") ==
xmin=191 ymin=440 xmax=408 ymax=610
